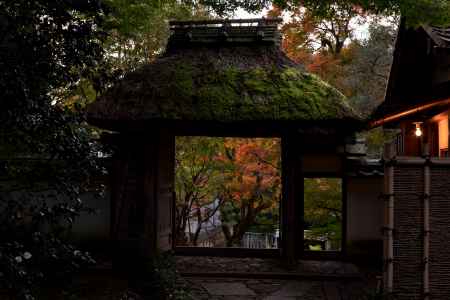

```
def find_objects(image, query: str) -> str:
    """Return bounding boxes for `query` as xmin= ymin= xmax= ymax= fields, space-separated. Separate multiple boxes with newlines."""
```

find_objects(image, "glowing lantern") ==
xmin=414 ymin=122 xmax=423 ymax=137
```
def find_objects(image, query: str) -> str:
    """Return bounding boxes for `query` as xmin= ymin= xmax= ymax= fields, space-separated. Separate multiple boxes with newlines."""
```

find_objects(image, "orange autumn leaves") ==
xmin=176 ymin=137 xmax=282 ymax=211
xmin=218 ymin=138 xmax=281 ymax=206
xmin=175 ymin=137 xmax=282 ymax=246
xmin=218 ymin=138 xmax=281 ymax=246
xmin=268 ymin=4 xmax=365 ymax=100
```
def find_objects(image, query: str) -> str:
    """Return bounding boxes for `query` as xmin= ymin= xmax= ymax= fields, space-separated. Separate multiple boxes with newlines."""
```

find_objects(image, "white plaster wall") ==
xmin=302 ymin=154 xmax=343 ymax=174
xmin=347 ymin=177 xmax=384 ymax=242
xmin=72 ymin=190 xmax=110 ymax=243
xmin=1 ymin=186 xmax=111 ymax=244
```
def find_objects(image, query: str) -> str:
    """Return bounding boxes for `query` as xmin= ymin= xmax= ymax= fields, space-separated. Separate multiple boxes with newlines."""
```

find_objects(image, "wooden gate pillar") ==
xmin=281 ymin=134 xmax=303 ymax=264
xmin=109 ymin=129 xmax=175 ymax=269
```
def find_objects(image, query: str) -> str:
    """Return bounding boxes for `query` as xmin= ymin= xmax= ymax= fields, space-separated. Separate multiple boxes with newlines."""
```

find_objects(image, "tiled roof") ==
xmin=346 ymin=157 xmax=384 ymax=177
xmin=423 ymin=26 xmax=450 ymax=48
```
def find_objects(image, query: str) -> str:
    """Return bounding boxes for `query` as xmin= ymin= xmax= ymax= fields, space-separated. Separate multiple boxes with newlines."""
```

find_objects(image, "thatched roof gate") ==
xmin=87 ymin=18 xmax=362 ymax=267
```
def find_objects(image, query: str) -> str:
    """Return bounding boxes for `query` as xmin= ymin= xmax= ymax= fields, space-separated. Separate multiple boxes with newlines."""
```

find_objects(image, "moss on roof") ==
xmin=87 ymin=46 xmax=361 ymax=126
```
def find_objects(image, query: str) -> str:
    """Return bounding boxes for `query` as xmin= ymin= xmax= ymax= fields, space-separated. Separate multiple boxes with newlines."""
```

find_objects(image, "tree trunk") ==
xmin=192 ymin=208 xmax=202 ymax=246
xmin=222 ymin=224 xmax=234 ymax=247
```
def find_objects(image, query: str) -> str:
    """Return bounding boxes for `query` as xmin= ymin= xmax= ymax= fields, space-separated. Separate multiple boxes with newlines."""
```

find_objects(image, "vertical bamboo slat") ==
xmin=384 ymin=143 xmax=396 ymax=293
xmin=423 ymin=144 xmax=430 ymax=300
xmin=387 ymin=149 xmax=450 ymax=298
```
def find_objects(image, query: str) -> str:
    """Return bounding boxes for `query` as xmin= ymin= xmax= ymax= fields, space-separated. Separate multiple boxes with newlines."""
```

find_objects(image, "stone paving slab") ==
xmin=203 ymin=282 xmax=256 ymax=296
xmin=188 ymin=278 xmax=332 ymax=300
xmin=269 ymin=281 xmax=319 ymax=297
xmin=323 ymin=281 xmax=340 ymax=300
xmin=176 ymin=256 xmax=362 ymax=276
xmin=180 ymin=257 xmax=381 ymax=300
xmin=186 ymin=278 xmax=361 ymax=300
xmin=263 ymin=296 xmax=297 ymax=300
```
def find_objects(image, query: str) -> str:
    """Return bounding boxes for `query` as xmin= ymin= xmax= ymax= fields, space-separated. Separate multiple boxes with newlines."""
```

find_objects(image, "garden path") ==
xmin=184 ymin=277 xmax=369 ymax=300
xmin=176 ymin=256 xmax=381 ymax=300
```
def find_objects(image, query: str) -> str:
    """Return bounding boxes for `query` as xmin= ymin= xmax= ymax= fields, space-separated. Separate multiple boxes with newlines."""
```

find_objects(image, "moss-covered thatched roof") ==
xmin=88 ymin=40 xmax=361 ymax=130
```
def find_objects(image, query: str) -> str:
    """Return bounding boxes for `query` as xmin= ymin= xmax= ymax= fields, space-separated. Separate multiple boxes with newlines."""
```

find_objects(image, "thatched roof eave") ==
xmin=88 ymin=118 xmax=364 ymax=137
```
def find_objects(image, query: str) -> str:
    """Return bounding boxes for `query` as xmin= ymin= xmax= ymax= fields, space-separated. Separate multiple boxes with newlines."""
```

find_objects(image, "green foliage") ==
xmin=196 ymin=0 xmax=270 ymax=16
xmin=362 ymin=126 xmax=400 ymax=158
xmin=304 ymin=178 xmax=342 ymax=249
xmin=150 ymin=253 xmax=192 ymax=300
xmin=193 ymin=0 xmax=450 ymax=26
xmin=103 ymin=0 xmax=209 ymax=73
xmin=0 ymin=0 xmax=107 ymax=298
xmin=174 ymin=137 xmax=226 ymax=245
xmin=127 ymin=252 xmax=192 ymax=300
xmin=273 ymin=0 xmax=450 ymax=26
xmin=364 ymin=127 xmax=387 ymax=158
xmin=120 ymin=252 xmax=191 ymax=300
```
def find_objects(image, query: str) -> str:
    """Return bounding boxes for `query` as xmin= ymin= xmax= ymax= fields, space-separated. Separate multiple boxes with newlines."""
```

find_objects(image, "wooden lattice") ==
xmin=168 ymin=18 xmax=282 ymax=45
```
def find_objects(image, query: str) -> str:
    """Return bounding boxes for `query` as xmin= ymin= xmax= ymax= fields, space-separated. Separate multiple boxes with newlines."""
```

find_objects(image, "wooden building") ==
xmin=371 ymin=21 xmax=450 ymax=299
xmin=371 ymin=22 xmax=450 ymax=157
xmin=87 ymin=19 xmax=364 ymax=267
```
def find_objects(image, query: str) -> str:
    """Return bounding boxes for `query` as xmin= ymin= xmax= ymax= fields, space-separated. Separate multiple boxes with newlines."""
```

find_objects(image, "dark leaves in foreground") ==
xmin=0 ymin=0 xmax=107 ymax=298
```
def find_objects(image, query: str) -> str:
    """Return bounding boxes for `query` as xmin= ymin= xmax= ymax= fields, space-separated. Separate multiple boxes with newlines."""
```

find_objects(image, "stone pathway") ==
xmin=176 ymin=256 xmax=361 ymax=276
xmin=184 ymin=277 xmax=370 ymax=300
xmin=177 ymin=256 xmax=382 ymax=300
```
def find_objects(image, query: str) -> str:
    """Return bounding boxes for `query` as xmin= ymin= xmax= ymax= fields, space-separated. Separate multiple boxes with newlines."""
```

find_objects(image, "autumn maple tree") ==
xmin=175 ymin=136 xmax=226 ymax=246
xmin=271 ymin=2 xmax=395 ymax=114
xmin=175 ymin=137 xmax=281 ymax=247
xmin=217 ymin=138 xmax=281 ymax=247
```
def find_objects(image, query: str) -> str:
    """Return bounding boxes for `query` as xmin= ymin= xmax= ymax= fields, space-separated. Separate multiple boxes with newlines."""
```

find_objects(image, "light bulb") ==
xmin=415 ymin=126 xmax=422 ymax=137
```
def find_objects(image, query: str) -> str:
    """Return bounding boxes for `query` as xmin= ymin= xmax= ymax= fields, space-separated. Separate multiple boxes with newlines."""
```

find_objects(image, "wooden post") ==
xmin=109 ymin=137 xmax=129 ymax=243
xmin=383 ymin=143 xmax=396 ymax=293
xmin=423 ymin=143 xmax=430 ymax=300
xmin=155 ymin=130 xmax=175 ymax=251
xmin=109 ymin=135 xmax=147 ymax=270
xmin=281 ymin=134 xmax=302 ymax=265
xmin=109 ymin=129 xmax=175 ymax=270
